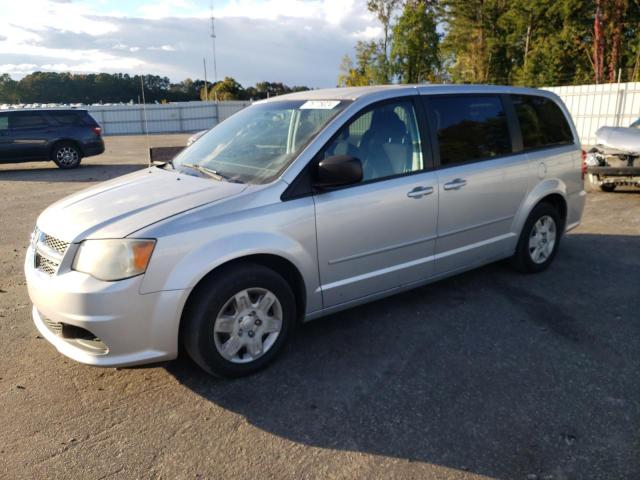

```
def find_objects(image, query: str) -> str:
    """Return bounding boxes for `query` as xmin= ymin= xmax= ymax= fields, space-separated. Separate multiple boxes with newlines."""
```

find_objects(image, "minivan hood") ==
xmin=37 ymin=167 xmax=247 ymax=242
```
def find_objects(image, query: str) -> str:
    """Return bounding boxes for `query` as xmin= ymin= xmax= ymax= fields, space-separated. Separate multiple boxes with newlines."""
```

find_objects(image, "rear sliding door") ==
xmin=422 ymin=94 xmax=530 ymax=275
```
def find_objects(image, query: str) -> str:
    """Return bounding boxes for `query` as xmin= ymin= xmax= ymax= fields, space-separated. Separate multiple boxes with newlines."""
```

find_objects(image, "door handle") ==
xmin=443 ymin=178 xmax=467 ymax=190
xmin=407 ymin=186 xmax=434 ymax=198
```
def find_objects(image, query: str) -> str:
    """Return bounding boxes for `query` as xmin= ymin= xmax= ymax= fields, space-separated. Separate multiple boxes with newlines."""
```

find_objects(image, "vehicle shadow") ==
xmin=166 ymin=233 xmax=640 ymax=479
xmin=0 ymin=162 xmax=147 ymax=183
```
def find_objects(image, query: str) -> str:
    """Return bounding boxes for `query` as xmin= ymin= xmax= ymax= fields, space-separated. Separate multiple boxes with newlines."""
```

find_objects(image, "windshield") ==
xmin=630 ymin=118 xmax=640 ymax=129
xmin=173 ymin=100 xmax=349 ymax=184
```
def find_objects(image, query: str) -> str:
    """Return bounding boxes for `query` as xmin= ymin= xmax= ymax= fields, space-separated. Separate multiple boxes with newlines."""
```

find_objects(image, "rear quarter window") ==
xmin=512 ymin=95 xmax=574 ymax=150
xmin=49 ymin=111 xmax=96 ymax=126
xmin=48 ymin=111 xmax=81 ymax=125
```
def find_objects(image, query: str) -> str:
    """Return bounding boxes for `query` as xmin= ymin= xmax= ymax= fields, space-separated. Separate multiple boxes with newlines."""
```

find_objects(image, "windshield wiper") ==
xmin=158 ymin=159 xmax=174 ymax=169
xmin=179 ymin=163 xmax=242 ymax=183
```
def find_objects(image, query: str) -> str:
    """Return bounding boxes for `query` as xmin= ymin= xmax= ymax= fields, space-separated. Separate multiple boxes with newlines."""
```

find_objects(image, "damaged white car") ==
xmin=585 ymin=119 xmax=640 ymax=191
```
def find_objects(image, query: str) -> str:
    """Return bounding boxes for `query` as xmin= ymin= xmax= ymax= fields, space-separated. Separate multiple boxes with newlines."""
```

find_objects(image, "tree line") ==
xmin=339 ymin=0 xmax=640 ymax=87
xmin=0 ymin=72 xmax=310 ymax=104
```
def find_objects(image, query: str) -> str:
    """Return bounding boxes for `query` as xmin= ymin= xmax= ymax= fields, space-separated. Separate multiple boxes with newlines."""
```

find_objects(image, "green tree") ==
xmin=497 ymin=0 xmax=594 ymax=86
xmin=367 ymin=0 xmax=402 ymax=81
xmin=0 ymin=73 xmax=19 ymax=103
xmin=440 ymin=0 xmax=511 ymax=84
xmin=338 ymin=40 xmax=388 ymax=86
xmin=391 ymin=0 xmax=441 ymax=83
xmin=208 ymin=77 xmax=246 ymax=101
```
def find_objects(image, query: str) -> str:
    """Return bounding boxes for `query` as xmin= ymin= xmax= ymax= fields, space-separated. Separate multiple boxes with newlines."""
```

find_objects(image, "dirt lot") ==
xmin=1 ymin=135 xmax=639 ymax=480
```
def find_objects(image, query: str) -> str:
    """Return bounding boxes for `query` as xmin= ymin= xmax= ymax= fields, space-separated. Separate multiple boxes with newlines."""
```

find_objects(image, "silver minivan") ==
xmin=25 ymin=85 xmax=586 ymax=377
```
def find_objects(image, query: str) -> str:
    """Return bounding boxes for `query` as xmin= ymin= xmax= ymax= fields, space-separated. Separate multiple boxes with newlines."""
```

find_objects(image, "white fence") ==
xmin=544 ymin=82 xmax=640 ymax=146
xmin=85 ymin=100 xmax=250 ymax=136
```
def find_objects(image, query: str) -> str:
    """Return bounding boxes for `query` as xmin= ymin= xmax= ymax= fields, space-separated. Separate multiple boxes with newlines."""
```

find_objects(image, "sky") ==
xmin=0 ymin=0 xmax=382 ymax=88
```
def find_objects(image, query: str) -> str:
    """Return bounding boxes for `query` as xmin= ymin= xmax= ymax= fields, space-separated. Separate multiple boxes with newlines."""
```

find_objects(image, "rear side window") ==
xmin=427 ymin=95 xmax=512 ymax=166
xmin=9 ymin=112 xmax=49 ymax=129
xmin=49 ymin=111 xmax=96 ymax=126
xmin=512 ymin=95 xmax=573 ymax=149
xmin=49 ymin=111 xmax=81 ymax=125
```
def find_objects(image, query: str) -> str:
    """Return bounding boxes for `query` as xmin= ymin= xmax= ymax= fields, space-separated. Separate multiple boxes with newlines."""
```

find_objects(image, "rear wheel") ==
xmin=182 ymin=263 xmax=296 ymax=377
xmin=600 ymin=184 xmax=616 ymax=192
xmin=512 ymin=203 xmax=562 ymax=273
xmin=52 ymin=142 xmax=82 ymax=169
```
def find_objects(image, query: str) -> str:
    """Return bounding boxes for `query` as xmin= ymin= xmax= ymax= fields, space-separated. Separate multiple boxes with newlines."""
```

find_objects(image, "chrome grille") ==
xmin=33 ymin=230 xmax=68 ymax=276
xmin=43 ymin=234 xmax=69 ymax=256
xmin=35 ymin=254 xmax=58 ymax=276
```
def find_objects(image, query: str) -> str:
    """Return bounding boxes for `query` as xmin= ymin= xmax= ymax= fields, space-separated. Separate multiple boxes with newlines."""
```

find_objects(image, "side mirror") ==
xmin=313 ymin=155 xmax=363 ymax=189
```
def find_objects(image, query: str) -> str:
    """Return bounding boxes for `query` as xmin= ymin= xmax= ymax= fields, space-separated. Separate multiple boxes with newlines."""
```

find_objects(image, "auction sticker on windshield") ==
xmin=300 ymin=100 xmax=340 ymax=110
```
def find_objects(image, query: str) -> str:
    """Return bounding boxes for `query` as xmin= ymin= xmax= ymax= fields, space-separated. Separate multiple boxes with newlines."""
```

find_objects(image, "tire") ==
xmin=600 ymin=184 xmax=616 ymax=192
xmin=182 ymin=263 xmax=296 ymax=378
xmin=52 ymin=142 xmax=82 ymax=169
xmin=512 ymin=202 xmax=562 ymax=273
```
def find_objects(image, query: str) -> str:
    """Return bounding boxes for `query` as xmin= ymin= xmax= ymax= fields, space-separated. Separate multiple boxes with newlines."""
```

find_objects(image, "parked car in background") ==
xmin=0 ymin=109 xmax=104 ymax=169
xmin=585 ymin=119 xmax=640 ymax=191
xmin=25 ymin=85 xmax=585 ymax=377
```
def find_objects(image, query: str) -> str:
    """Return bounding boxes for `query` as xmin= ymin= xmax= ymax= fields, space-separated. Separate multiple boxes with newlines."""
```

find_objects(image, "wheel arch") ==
xmin=514 ymin=179 xmax=569 ymax=241
xmin=48 ymin=138 xmax=84 ymax=160
xmin=538 ymin=192 xmax=567 ymax=230
xmin=177 ymin=253 xmax=308 ymax=352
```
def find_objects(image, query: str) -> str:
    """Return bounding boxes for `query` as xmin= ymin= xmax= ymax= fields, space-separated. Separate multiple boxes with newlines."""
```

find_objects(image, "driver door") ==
xmin=313 ymin=98 xmax=439 ymax=307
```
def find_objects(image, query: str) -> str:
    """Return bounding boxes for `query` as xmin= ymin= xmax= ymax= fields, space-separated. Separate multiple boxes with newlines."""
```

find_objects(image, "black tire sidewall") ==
xmin=183 ymin=263 xmax=296 ymax=378
xmin=514 ymin=203 xmax=562 ymax=273
xmin=52 ymin=143 xmax=82 ymax=169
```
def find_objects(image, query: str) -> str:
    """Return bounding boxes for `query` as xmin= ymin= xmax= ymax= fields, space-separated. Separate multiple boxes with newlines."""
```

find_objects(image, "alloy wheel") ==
xmin=56 ymin=146 xmax=79 ymax=166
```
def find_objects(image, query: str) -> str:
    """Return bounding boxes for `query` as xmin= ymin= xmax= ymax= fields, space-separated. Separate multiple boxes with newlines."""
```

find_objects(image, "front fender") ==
xmin=511 ymin=178 xmax=567 ymax=239
xmin=140 ymin=230 xmax=322 ymax=314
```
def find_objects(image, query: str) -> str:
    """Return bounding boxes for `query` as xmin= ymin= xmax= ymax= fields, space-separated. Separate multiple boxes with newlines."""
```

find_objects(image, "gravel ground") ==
xmin=1 ymin=135 xmax=639 ymax=480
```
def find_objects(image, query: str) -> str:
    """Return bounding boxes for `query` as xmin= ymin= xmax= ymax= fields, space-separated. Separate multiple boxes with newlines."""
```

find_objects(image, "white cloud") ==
xmin=0 ymin=0 xmax=381 ymax=87
xmin=354 ymin=25 xmax=383 ymax=40
xmin=0 ymin=63 xmax=39 ymax=75
xmin=148 ymin=45 xmax=178 ymax=51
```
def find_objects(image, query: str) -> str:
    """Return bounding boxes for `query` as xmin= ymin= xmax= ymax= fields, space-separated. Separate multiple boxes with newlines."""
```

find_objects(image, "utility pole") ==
xmin=203 ymin=57 xmax=209 ymax=102
xmin=210 ymin=0 xmax=218 ymax=102
xmin=140 ymin=76 xmax=150 ymax=166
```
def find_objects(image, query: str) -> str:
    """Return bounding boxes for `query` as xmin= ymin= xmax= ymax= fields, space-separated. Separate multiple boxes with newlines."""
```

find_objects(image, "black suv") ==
xmin=0 ymin=109 xmax=105 ymax=169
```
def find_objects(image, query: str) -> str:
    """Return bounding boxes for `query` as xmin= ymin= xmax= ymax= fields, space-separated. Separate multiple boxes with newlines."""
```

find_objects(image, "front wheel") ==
xmin=182 ymin=263 xmax=296 ymax=377
xmin=600 ymin=184 xmax=616 ymax=192
xmin=52 ymin=142 xmax=82 ymax=169
xmin=512 ymin=203 xmax=562 ymax=273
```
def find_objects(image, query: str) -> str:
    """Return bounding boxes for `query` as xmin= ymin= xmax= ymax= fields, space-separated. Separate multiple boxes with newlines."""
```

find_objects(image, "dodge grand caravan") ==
xmin=25 ymin=85 xmax=586 ymax=377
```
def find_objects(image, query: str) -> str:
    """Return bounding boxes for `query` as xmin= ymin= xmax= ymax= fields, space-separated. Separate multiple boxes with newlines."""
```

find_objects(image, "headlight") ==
xmin=30 ymin=226 xmax=40 ymax=249
xmin=72 ymin=239 xmax=156 ymax=281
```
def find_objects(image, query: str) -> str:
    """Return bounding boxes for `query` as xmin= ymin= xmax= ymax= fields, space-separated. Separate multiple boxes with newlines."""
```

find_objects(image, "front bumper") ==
xmin=25 ymin=245 xmax=190 ymax=367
